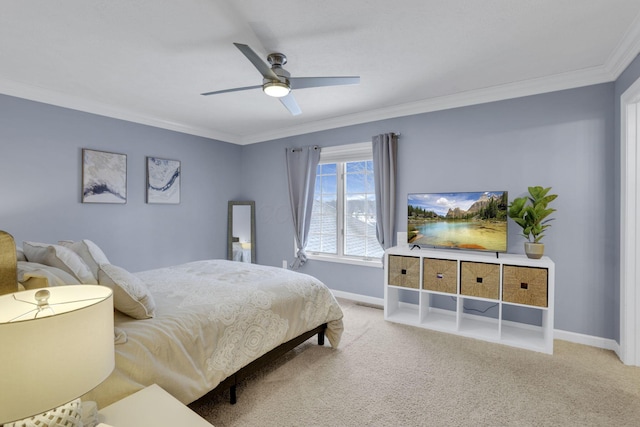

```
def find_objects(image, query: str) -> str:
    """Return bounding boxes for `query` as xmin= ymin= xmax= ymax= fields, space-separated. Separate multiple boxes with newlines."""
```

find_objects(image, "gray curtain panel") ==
xmin=285 ymin=145 xmax=321 ymax=270
xmin=372 ymin=133 xmax=398 ymax=252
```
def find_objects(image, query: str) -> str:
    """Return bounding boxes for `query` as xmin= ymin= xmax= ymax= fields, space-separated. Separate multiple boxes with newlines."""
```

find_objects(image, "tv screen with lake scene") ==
xmin=407 ymin=191 xmax=508 ymax=252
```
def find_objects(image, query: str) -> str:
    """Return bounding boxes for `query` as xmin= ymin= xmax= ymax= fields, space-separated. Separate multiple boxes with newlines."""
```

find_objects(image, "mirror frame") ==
xmin=227 ymin=200 xmax=256 ymax=263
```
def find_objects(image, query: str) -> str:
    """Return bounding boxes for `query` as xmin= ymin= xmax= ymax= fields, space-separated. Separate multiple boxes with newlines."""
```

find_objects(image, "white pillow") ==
xmin=98 ymin=264 xmax=155 ymax=319
xmin=17 ymin=261 xmax=81 ymax=288
xmin=22 ymin=242 xmax=97 ymax=284
xmin=59 ymin=239 xmax=110 ymax=280
xmin=16 ymin=247 xmax=27 ymax=262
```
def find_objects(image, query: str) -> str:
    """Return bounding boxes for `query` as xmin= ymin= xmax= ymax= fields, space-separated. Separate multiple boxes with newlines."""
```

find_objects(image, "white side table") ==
xmin=98 ymin=384 xmax=212 ymax=427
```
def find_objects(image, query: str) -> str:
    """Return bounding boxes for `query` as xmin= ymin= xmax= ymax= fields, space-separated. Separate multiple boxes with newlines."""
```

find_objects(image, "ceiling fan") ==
xmin=201 ymin=43 xmax=360 ymax=116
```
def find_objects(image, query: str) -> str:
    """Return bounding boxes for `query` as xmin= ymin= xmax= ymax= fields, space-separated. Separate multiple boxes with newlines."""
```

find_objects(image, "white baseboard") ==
xmin=331 ymin=290 xmax=384 ymax=307
xmin=332 ymin=289 xmax=620 ymax=354
xmin=553 ymin=328 xmax=620 ymax=354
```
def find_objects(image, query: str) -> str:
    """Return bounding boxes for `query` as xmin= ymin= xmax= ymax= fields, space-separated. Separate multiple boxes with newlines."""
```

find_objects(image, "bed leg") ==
xmin=317 ymin=331 xmax=325 ymax=346
xmin=230 ymin=385 xmax=237 ymax=405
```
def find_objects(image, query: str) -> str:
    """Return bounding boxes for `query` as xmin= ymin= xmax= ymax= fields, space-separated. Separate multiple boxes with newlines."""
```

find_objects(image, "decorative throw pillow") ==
xmin=22 ymin=242 xmax=97 ymax=284
xmin=17 ymin=261 xmax=82 ymax=288
xmin=19 ymin=275 xmax=49 ymax=290
xmin=16 ymin=247 xmax=27 ymax=262
xmin=98 ymin=264 xmax=156 ymax=319
xmin=59 ymin=239 xmax=110 ymax=280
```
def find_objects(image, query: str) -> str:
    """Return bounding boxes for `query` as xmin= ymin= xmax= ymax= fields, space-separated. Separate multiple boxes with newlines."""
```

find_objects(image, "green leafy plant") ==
xmin=508 ymin=186 xmax=558 ymax=243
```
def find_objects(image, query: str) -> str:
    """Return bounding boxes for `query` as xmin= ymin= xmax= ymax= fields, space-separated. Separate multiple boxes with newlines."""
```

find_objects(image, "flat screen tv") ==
xmin=407 ymin=191 xmax=508 ymax=253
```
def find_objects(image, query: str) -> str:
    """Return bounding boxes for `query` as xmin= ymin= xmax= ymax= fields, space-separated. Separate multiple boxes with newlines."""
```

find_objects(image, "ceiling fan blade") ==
xmin=201 ymin=85 xmax=262 ymax=96
xmin=233 ymin=43 xmax=279 ymax=81
xmin=279 ymin=93 xmax=302 ymax=116
xmin=289 ymin=76 xmax=360 ymax=90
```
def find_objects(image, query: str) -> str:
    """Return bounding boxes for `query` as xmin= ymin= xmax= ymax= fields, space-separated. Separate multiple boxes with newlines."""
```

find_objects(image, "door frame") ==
xmin=620 ymin=76 xmax=640 ymax=366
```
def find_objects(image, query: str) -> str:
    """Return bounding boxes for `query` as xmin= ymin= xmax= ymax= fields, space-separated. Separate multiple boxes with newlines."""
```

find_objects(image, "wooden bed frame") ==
xmin=199 ymin=323 xmax=327 ymax=404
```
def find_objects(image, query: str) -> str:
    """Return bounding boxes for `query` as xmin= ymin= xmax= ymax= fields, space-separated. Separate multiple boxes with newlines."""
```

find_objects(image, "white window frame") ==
xmin=303 ymin=142 xmax=383 ymax=268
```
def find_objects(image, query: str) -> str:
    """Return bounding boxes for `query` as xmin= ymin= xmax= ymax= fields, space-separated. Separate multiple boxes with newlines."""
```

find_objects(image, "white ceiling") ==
xmin=1 ymin=1 xmax=640 ymax=145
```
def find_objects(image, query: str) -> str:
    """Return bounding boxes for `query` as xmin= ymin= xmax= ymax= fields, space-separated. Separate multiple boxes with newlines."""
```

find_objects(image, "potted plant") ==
xmin=508 ymin=186 xmax=557 ymax=259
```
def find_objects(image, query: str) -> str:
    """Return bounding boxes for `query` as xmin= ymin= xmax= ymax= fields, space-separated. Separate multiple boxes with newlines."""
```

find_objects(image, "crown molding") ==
xmin=2 ymin=26 xmax=639 ymax=147
xmin=604 ymin=13 xmax=640 ymax=78
xmin=0 ymin=79 xmax=240 ymax=144
xmin=238 ymin=64 xmax=615 ymax=145
xmin=231 ymin=18 xmax=640 ymax=145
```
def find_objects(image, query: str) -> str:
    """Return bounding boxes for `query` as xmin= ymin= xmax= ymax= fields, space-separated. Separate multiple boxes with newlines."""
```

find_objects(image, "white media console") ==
xmin=384 ymin=245 xmax=555 ymax=354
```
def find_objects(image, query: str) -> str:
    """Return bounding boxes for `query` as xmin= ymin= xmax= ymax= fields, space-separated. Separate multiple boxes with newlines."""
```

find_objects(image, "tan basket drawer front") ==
xmin=423 ymin=258 xmax=457 ymax=294
xmin=460 ymin=262 xmax=500 ymax=299
xmin=503 ymin=265 xmax=548 ymax=307
xmin=388 ymin=255 xmax=420 ymax=288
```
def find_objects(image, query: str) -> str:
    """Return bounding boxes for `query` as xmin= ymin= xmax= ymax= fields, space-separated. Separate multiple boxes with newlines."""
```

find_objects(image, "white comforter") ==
xmin=83 ymin=260 xmax=344 ymax=408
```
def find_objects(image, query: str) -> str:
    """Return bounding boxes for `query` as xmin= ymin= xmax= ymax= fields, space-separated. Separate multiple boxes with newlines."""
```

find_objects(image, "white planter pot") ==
xmin=524 ymin=242 xmax=544 ymax=259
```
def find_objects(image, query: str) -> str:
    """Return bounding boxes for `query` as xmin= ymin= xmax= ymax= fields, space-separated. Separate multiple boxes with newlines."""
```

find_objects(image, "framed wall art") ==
xmin=146 ymin=157 xmax=181 ymax=204
xmin=82 ymin=149 xmax=127 ymax=204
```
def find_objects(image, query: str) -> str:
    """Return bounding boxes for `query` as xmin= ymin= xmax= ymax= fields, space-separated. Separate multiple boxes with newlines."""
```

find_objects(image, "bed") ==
xmin=6 ymin=236 xmax=344 ymax=409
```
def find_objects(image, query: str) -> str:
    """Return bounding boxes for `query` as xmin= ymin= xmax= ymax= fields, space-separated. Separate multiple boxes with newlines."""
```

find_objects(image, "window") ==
xmin=306 ymin=143 xmax=384 ymax=265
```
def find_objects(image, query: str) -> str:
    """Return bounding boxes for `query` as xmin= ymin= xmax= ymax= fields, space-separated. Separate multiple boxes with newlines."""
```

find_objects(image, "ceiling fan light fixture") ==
xmin=202 ymin=43 xmax=361 ymax=115
xmin=263 ymin=81 xmax=290 ymax=98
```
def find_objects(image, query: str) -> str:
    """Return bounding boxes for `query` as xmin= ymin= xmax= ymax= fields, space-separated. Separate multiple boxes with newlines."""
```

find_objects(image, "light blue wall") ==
xmin=0 ymin=94 xmax=243 ymax=271
xmin=243 ymin=83 xmax=616 ymax=339
xmin=4 ymin=58 xmax=639 ymax=342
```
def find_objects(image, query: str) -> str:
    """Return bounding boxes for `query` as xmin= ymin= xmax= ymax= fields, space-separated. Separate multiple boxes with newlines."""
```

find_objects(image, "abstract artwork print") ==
xmin=146 ymin=157 xmax=181 ymax=204
xmin=82 ymin=149 xmax=127 ymax=204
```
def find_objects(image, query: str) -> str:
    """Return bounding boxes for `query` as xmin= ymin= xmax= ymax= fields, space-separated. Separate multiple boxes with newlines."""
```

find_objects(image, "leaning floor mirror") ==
xmin=227 ymin=201 xmax=256 ymax=263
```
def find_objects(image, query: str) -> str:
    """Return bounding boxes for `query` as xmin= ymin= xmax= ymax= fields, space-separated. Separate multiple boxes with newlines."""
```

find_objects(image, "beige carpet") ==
xmin=189 ymin=299 xmax=640 ymax=426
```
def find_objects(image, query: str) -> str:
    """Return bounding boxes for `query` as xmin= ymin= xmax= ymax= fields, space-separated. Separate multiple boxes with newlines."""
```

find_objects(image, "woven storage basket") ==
xmin=502 ymin=265 xmax=548 ymax=307
xmin=460 ymin=261 xmax=499 ymax=299
xmin=388 ymin=255 xmax=420 ymax=289
xmin=423 ymin=258 xmax=457 ymax=294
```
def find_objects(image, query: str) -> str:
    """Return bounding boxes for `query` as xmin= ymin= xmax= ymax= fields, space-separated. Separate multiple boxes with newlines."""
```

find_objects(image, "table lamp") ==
xmin=0 ymin=285 xmax=114 ymax=425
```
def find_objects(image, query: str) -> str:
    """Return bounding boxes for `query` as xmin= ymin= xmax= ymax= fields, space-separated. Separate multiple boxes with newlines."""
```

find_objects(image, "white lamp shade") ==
xmin=0 ymin=285 xmax=114 ymax=424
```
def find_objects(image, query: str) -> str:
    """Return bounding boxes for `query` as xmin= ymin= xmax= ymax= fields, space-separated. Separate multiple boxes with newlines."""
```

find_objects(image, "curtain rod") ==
xmin=289 ymin=145 xmax=320 ymax=153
